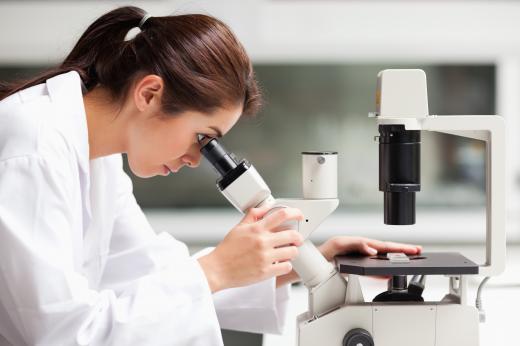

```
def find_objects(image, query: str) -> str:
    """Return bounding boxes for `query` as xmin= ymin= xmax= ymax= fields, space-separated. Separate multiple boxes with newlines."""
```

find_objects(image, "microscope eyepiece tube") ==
xmin=200 ymin=138 xmax=238 ymax=176
xmin=378 ymin=125 xmax=421 ymax=225
xmin=199 ymin=137 xmax=273 ymax=212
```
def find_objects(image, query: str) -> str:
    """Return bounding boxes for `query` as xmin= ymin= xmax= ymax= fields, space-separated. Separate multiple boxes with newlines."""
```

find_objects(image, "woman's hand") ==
xmin=198 ymin=207 xmax=304 ymax=293
xmin=318 ymin=236 xmax=422 ymax=262
xmin=276 ymin=236 xmax=422 ymax=287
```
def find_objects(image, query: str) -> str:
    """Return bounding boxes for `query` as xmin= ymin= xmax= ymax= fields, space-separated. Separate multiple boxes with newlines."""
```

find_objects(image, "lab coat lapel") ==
xmin=45 ymin=71 xmax=93 ymax=275
xmin=45 ymin=71 xmax=92 ymax=231
xmin=83 ymin=158 xmax=111 ymax=286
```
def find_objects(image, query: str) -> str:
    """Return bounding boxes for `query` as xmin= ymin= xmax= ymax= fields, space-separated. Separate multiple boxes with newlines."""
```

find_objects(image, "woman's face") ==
xmin=126 ymin=104 xmax=242 ymax=178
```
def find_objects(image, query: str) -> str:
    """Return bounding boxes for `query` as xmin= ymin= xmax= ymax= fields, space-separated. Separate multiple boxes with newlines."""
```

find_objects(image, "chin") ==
xmin=130 ymin=168 xmax=155 ymax=179
xmin=127 ymin=160 xmax=156 ymax=179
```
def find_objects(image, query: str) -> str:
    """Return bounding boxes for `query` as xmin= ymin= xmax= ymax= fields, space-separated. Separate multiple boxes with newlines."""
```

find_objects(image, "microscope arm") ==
xmin=200 ymin=139 xmax=351 ymax=317
xmin=377 ymin=115 xmax=506 ymax=276
xmin=275 ymin=198 xmax=351 ymax=318
xmin=227 ymin=185 xmax=351 ymax=317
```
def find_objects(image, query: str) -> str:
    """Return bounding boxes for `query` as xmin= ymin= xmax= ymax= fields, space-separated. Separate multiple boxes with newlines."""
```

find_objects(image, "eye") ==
xmin=197 ymin=134 xmax=210 ymax=144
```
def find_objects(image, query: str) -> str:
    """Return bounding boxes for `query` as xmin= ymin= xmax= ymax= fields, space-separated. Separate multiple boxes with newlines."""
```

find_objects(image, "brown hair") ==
xmin=0 ymin=6 xmax=262 ymax=116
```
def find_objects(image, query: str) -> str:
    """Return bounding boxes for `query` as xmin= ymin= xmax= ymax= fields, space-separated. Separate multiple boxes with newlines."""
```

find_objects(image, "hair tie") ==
xmin=124 ymin=14 xmax=152 ymax=41
xmin=139 ymin=14 xmax=152 ymax=29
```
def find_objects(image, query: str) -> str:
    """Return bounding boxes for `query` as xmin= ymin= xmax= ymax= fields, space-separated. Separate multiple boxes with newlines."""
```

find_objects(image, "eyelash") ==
xmin=197 ymin=134 xmax=210 ymax=143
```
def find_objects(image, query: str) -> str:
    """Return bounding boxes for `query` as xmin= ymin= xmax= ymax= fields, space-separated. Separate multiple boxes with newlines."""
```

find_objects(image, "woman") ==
xmin=0 ymin=6 xmax=421 ymax=346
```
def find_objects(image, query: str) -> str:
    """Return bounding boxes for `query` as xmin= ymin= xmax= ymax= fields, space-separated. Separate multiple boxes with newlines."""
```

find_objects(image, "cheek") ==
xmin=125 ymin=129 xmax=164 ymax=178
xmin=126 ymin=127 xmax=193 ymax=178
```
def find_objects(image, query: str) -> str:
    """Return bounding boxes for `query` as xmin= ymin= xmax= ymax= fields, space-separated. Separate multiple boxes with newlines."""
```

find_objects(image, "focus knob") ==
xmin=343 ymin=328 xmax=374 ymax=346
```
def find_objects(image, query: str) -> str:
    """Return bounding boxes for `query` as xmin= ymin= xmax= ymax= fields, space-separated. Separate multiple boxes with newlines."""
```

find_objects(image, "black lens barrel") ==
xmin=200 ymin=138 xmax=238 ymax=177
xmin=378 ymin=125 xmax=421 ymax=225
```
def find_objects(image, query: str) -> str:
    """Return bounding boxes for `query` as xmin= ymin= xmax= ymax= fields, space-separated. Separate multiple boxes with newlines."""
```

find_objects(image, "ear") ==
xmin=133 ymin=74 xmax=164 ymax=112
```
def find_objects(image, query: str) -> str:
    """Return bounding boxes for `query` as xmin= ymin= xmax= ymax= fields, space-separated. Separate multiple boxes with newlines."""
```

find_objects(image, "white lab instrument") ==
xmin=201 ymin=69 xmax=505 ymax=346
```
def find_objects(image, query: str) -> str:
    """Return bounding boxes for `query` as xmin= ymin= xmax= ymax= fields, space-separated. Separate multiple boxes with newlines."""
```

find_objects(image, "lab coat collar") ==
xmin=45 ymin=71 xmax=90 ymax=178
xmin=45 ymin=71 xmax=92 ymax=227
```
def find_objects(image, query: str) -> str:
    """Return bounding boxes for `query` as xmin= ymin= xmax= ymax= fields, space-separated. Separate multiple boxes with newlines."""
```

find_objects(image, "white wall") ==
xmin=1 ymin=0 xmax=519 ymax=243
xmin=1 ymin=1 xmax=520 ymax=64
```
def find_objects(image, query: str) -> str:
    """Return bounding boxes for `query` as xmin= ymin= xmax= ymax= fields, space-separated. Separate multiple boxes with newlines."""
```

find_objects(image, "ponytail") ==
xmin=0 ymin=7 xmax=145 ymax=98
xmin=0 ymin=6 xmax=261 ymax=116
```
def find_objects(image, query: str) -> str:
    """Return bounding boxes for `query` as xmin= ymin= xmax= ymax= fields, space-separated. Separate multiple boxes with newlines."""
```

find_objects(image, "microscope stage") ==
xmin=336 ymin=252 xmax=478 ymax=276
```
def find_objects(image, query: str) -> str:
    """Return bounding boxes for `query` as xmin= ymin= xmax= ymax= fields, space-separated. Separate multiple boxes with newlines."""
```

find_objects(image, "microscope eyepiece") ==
xmin=378 ymin=125 xmax=421 ymax=225
xmin=199 ymin=137 xmax=252 ymax=191
xmin=200 ymin=138 xmax=238 ymax=177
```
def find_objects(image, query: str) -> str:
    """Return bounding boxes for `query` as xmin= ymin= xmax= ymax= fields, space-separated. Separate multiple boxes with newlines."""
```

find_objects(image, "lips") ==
xmin=164 ymin=164 xmax=181 ymax=174
xmin=162 ymin=163 xmax=186 ymax=176
xmin=163 ymin=165 xmax=173 ymax=176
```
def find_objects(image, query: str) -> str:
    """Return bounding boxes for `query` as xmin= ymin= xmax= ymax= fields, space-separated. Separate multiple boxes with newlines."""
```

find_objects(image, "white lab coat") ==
xmin=0 ymin=71 xmax=290 ymax=345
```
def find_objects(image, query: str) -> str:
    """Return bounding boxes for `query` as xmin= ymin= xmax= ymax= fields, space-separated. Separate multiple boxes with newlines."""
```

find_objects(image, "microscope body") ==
xmin=200 ymin=69 xmax=505 ymax=346
xmin=203 ymin=140 xmax=348 ymax=317
xmin=298 ymin=69 xmax=505 ymax=346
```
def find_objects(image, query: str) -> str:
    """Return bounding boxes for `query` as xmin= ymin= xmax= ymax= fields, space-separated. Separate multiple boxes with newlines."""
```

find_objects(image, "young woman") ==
xmin=0 ymin=6 xmax=421 ymax=346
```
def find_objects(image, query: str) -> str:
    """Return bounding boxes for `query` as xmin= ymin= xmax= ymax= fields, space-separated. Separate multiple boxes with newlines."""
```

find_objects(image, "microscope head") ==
xmin=199 ymin=136 xmax=274 ymax=212
xmin=373 ymin=69 xmax=428 ymax=225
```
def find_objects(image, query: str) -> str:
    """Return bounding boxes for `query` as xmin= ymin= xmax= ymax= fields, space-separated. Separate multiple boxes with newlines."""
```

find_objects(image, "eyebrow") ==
xmin=209 ymin=126 xmax=223 ymax=138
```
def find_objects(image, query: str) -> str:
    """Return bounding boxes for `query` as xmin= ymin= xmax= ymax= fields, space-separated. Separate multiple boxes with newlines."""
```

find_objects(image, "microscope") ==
xmin=200 ymin=69 xmax=505 ymax=346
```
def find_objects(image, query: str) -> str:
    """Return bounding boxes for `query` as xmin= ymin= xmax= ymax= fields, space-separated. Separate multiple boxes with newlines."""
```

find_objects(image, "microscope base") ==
xmin=297 ymin=302 xmax=479 ymax=346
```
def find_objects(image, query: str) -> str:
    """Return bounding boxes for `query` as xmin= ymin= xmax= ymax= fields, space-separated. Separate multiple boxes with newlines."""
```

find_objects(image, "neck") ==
xmin=83 ymin=87 xmax=128 ymax=160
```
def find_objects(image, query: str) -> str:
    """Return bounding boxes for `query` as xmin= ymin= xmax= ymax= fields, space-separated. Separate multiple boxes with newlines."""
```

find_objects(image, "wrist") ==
xmin=198 ymin=253 xmax=225 ymax=293
xmin=276 ymin=269 xmax=300 ymax=288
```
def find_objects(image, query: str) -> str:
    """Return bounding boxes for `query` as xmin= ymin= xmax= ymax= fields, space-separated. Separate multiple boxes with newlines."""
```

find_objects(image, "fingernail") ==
xmin=368 ymin=247 xmax=378 ymax=255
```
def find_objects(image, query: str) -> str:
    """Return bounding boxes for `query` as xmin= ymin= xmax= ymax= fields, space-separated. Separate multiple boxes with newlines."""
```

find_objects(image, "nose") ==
xmin=181 ymin=143 xmax=202 ymax=168
xmin=182 ymin=155 xmax=201 ymax=168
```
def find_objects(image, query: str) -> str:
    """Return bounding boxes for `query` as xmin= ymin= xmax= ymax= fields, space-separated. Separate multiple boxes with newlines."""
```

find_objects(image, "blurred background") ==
xmin=1 ymin=1 xmax=520 ymax=345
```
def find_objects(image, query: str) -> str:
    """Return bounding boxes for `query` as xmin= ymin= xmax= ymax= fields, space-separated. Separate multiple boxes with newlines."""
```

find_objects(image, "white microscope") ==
xmin=200 ymin=69 xmax=505 ymax=346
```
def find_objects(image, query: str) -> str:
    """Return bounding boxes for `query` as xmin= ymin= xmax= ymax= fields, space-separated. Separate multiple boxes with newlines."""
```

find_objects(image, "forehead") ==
xmin=190 ymin=103 xmax=243 ymax=135
xmin=168 ymin=103 xmax=243 ymax=136
xmin=212 ymin=104 xmax=242 ymax=128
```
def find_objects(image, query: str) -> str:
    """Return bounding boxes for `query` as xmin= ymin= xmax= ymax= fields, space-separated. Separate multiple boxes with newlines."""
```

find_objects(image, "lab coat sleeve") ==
xmin=0 ymin=156 xmax=222 ymax=346
xmin=193 ymin=248 xmax=292 ymax=334
xmin=97 ymin=159 xmax=224 ymax=345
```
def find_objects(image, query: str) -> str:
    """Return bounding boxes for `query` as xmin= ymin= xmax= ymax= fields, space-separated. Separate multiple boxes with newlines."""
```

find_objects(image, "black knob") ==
xmin=343 ymin=328 xmax=374 ymax=346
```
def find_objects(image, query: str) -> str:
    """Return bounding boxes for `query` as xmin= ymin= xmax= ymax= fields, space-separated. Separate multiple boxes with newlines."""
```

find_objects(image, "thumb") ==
xmin=240 ymin=205 xmax=271 ymax=224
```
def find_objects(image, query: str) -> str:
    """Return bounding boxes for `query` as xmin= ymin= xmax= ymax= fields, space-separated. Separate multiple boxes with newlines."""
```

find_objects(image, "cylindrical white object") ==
xmin=263 ymin=204 xmax=299 ymax=231
xmin=302 ymin=151 xmax=338 ymax=199
xmin=291 ymin=240 xmax=335 ymax=288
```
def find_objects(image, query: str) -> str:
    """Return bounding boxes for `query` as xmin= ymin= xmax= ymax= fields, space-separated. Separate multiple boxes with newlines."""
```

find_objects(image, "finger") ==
xmin=271 ymin=223 xmax=295 ymax=232
xmin=383 ymin=241 xmax=421 ymax=255
xmin=331 ymin=238 xmax=378 ymax=256
xmin=327 ymin=236 xmax=364 ymax=254
xmin=360 ymin=243 xmax=378 ymax=256
xmin=240 ymin=205 xmax=272 ymax=224
xmin=261 ymin=207 xmax=304 ymax=231
xmin=270 ymin=230 xmax=303 ymax=248
xmin=271 ymin=246 xmax=299 ymax=262
xmin=270 ymin=261 xmax=293 ymax=277
xmin=367 ymin=239 xmax=421 ymax=255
